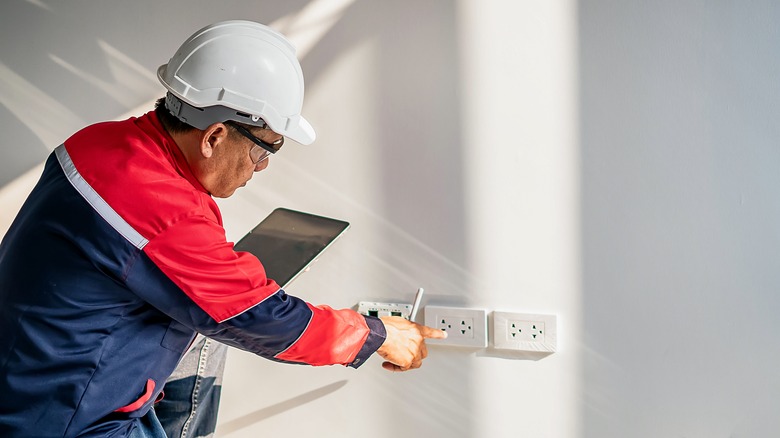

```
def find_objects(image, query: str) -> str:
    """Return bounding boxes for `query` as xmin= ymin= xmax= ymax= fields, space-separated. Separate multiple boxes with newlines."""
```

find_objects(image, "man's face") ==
xmin=208 ymin=125 xmax=283 ymax=198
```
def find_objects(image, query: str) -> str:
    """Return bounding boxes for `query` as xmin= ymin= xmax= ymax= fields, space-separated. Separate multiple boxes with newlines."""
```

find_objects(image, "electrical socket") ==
xmin=357 ymin=301 xmax=412 ymax=320
xmin=424 ymin=306 xmax=487 ymax=348
xmin=493 ymin=311 xmax=557 ymax=353
xmin=508 ymin=320 xmax=544 ymax=342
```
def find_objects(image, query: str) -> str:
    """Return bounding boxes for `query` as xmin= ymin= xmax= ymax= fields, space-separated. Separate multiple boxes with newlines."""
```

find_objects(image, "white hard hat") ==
xmin=157 ymin=20 xmax=316 ymax=145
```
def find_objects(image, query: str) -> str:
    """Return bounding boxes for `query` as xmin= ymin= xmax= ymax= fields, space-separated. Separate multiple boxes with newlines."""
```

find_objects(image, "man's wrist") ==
xmin=348 ymin=315 xmax=386 ymax=368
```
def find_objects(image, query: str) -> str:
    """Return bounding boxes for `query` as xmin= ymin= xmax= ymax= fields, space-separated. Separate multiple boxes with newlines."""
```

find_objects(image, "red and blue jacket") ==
xmin=0 ymin=112 xmax=385 ymax=437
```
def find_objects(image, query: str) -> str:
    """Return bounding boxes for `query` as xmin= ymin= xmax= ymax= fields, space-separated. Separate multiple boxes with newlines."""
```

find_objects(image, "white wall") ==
xmin=579 ymin=1 xmax=780 ymax=436
xmin=1 ymin=1 xmax=779 ymax=437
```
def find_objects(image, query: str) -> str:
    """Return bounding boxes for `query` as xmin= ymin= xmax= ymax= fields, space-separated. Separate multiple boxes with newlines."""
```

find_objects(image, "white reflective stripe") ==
xmin=55 ymin=144 xmax=149 ymax=250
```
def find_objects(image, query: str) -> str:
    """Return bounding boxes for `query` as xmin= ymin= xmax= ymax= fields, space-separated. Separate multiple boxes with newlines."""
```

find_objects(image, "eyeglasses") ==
xmin=225 ymin=121 xmax=284 ymax=164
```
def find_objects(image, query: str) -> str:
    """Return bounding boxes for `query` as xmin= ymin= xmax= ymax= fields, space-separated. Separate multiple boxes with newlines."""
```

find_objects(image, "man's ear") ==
xmin=199 ymin=123 xmax=230 ymax=158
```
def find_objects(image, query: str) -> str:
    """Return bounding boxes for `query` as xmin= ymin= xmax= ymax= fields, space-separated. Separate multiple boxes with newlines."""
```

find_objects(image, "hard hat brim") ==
xmin=159 ymin=86 xmax=316 ymax=145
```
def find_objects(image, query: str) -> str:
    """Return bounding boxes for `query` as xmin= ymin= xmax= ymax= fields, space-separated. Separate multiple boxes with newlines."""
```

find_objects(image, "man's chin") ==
xmin=213 ymin=189 xmax=237 ymax=198
xmin=214 ymin=181 xmax=249 ymax=198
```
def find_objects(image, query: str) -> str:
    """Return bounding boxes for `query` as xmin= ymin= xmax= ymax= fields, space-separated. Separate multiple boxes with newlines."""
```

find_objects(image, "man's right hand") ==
xmin=376 ymin=316 xmax=447 ymax=372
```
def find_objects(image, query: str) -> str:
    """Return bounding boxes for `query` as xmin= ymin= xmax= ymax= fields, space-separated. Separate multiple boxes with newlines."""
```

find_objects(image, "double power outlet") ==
xmin=424 ymin=306 xmax=488 ymax=348
xmin=423 ymin=306 xmax=556 ymax=352
xmin=493 ymin=311 xmax=557 ymax=353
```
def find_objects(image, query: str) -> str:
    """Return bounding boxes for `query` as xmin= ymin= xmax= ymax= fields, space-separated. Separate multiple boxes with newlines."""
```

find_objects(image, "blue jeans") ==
xmin=136 ymin=335 xmax=228 ymax=438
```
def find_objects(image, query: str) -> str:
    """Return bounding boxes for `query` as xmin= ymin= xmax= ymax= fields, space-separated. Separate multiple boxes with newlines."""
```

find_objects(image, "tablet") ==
xmin=234 ymin=208 xmax=350 ymax=288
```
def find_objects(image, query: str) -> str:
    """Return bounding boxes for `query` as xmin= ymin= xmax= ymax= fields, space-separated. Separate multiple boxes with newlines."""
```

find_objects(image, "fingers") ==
xmin=383 ymin=361 xmax=408 ymax=372
xmin=376 ymin=317 xmax=444 ymax=372
xmin=381 ymin=330 xmax=429 ymax=372
xmin=418 ymin=323 xmax=448 ymax=339
xmin=382 ymin=361 xmax=400 ymax=372
xmin=382 ymin=358 xmax=423 ymax=372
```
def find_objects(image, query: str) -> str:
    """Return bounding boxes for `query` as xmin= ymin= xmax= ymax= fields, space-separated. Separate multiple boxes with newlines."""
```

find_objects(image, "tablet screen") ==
xmin=234 ymin=208 xmax=350 ymax=288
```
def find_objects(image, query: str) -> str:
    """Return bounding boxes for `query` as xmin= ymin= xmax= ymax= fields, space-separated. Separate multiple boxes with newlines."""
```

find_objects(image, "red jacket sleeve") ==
xmin=140 ymin=213 xmax=386 ymax=367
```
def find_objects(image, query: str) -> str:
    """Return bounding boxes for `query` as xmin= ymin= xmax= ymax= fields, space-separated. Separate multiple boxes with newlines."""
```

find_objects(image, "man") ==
xmin=0 ymin=20 xmax=444 ymax=438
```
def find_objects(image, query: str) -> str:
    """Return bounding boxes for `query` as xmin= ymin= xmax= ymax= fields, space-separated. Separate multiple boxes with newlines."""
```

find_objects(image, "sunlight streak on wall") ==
xmin=48 ymin=39 xmax=160 ymax=107
xmin=0 ymin=61 xmax=85 ymax=149
xmin=270 ymin=0 xmax=357 ymax=59
xmin=457 ymin=0 xmax=581 ymax=436
xmin=23 ymin=0 xmax=52 ymax=12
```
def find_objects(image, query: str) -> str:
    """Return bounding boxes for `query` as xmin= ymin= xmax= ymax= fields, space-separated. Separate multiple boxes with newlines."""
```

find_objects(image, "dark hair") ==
xmin=153 ymin=97 xmax=253 ymax=141
xmin=154 ymin=97 xmax=196 ymax=134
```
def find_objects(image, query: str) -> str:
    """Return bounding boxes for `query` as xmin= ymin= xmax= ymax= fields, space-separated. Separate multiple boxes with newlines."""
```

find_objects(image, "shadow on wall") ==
xmin=218 ymin=380 xmax=348 ymax=435
xmin=578 ymin=1 xmax=780 ymax=436
xmin=300 ymin=0 xmax=469 ymax=270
